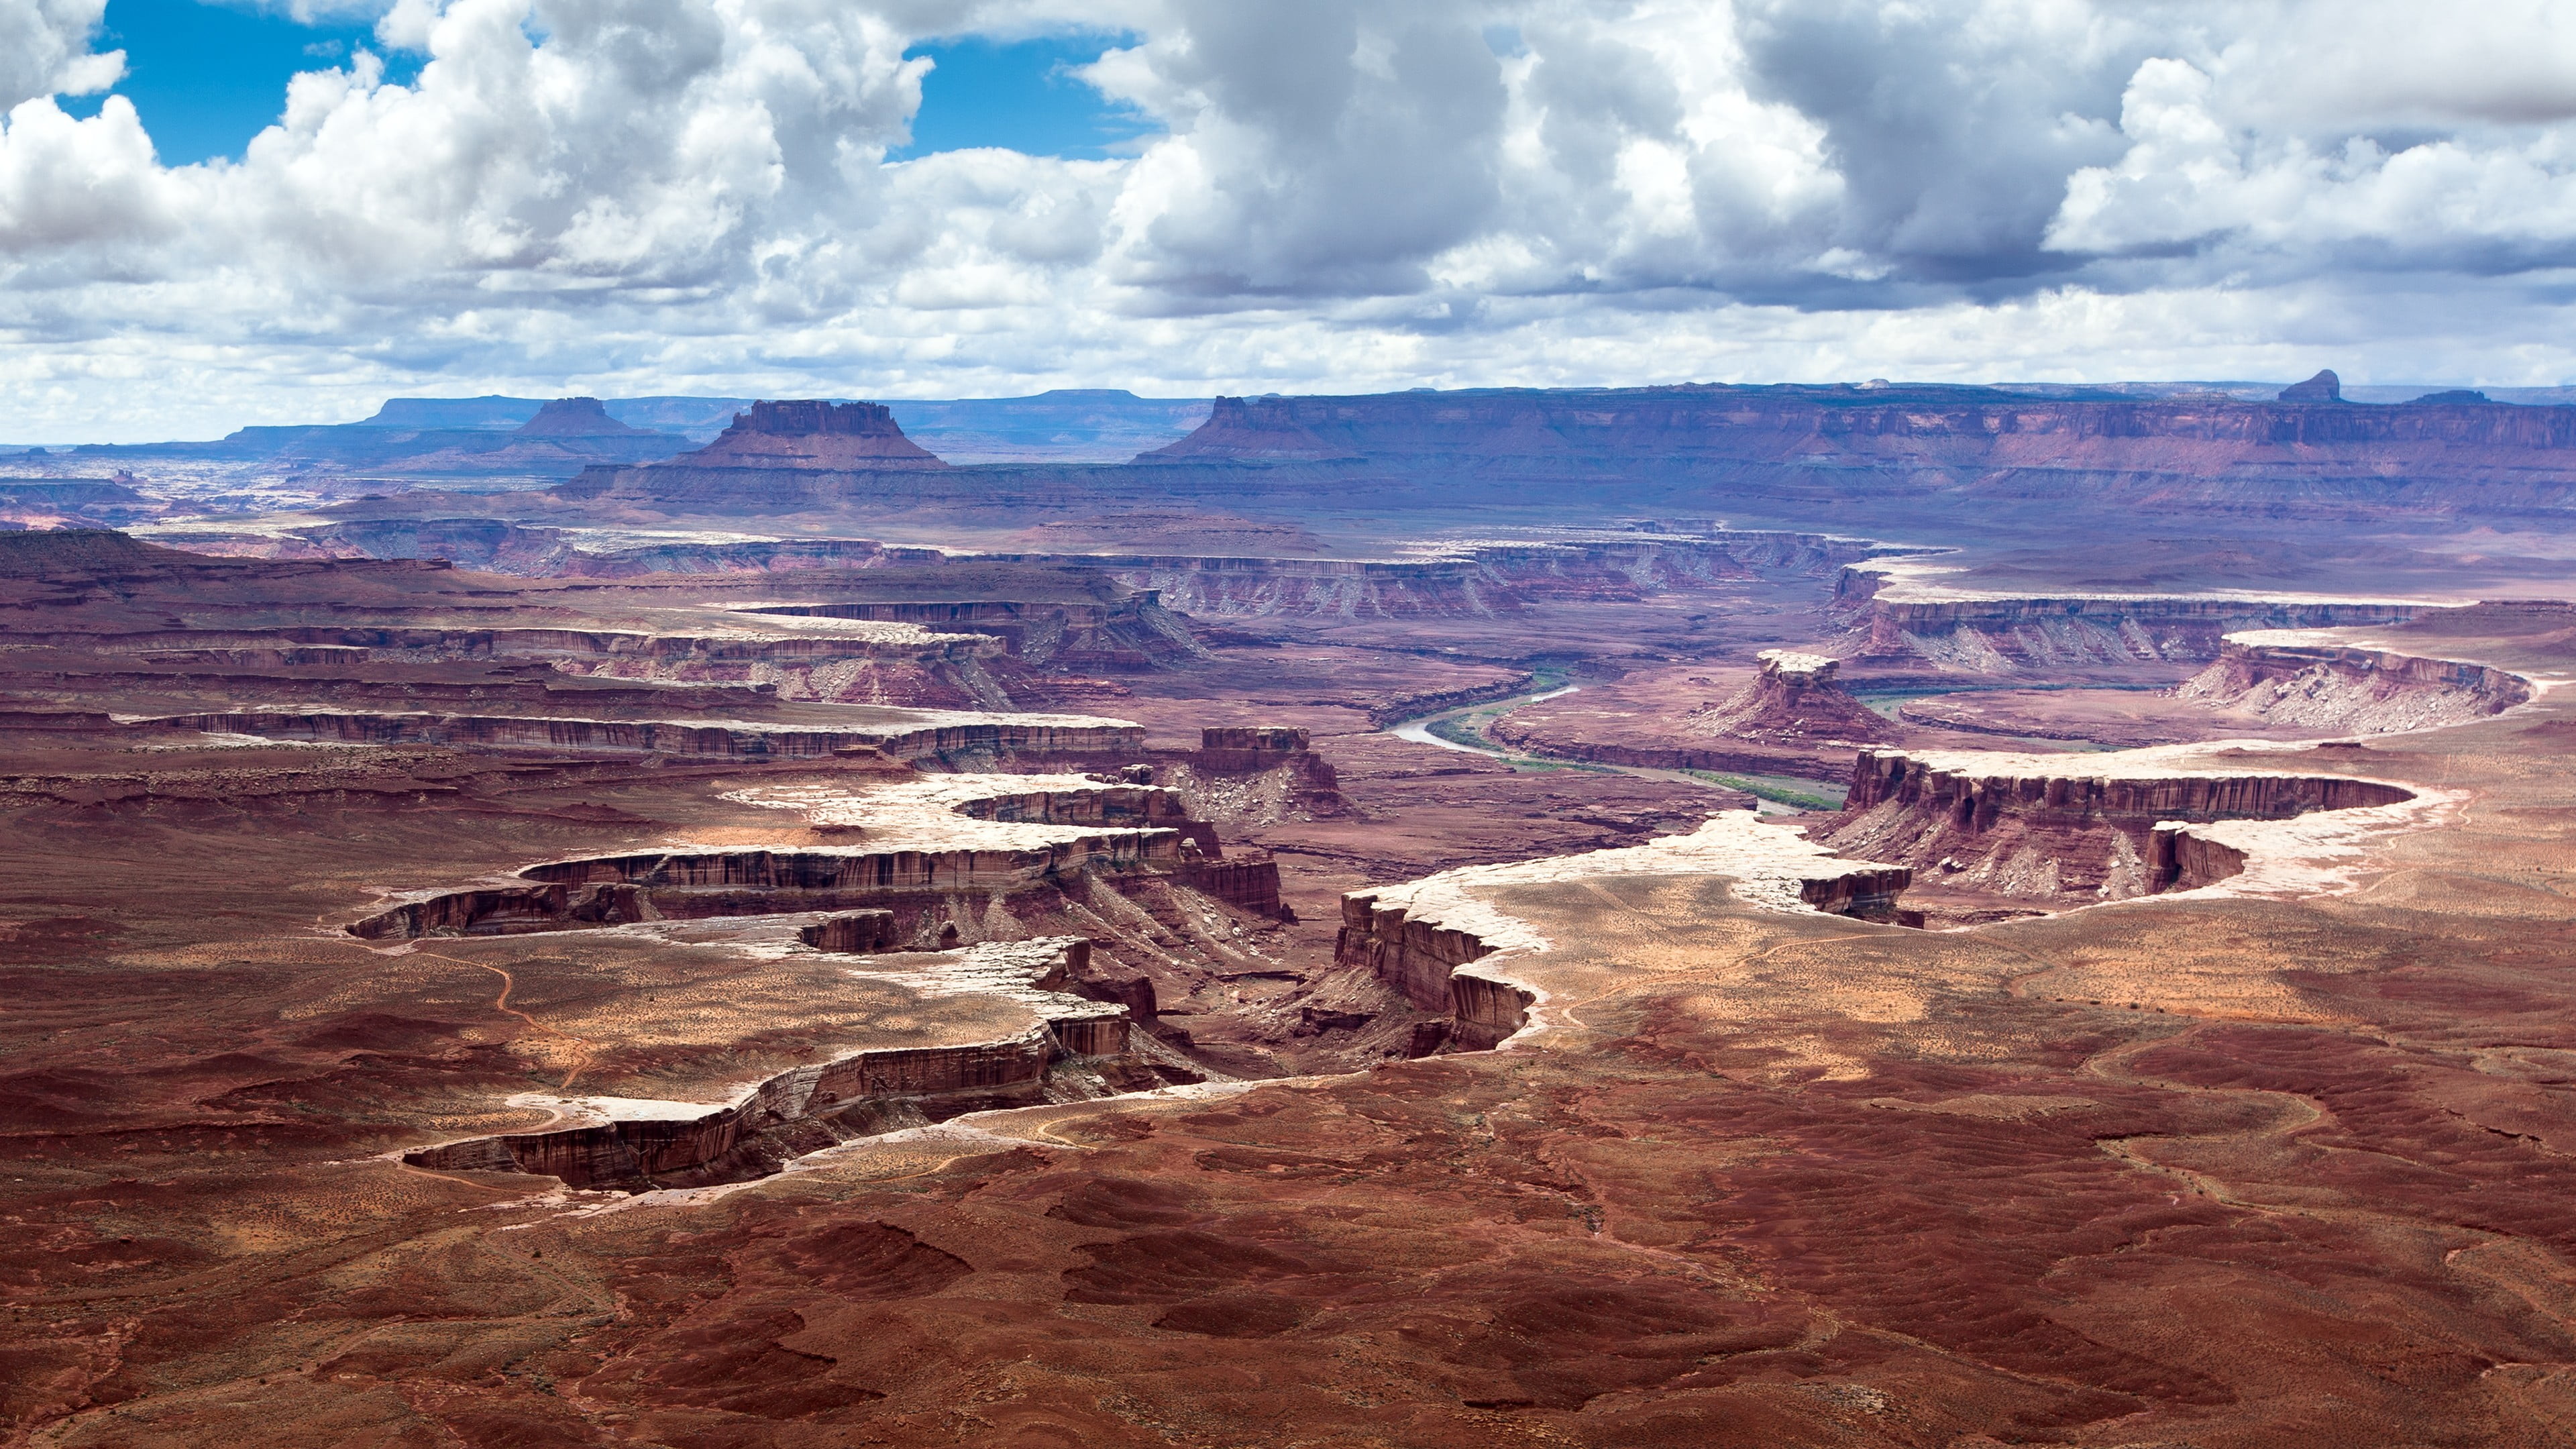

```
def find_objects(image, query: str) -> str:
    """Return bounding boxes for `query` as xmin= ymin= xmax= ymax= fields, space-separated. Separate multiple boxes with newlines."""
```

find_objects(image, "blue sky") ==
xmin=896 ymin=34 xmax=1156 ymax=161
xmin=63 ymin=1 xmax=1146 ymax=166
xmin=11 ymin=1 xmax=2576 ymax=443
xmin=66 ymin=0 xmax=419 ymax=165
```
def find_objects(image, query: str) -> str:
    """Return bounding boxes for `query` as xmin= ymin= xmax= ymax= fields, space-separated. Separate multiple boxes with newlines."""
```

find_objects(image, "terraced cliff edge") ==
xmin=1827 ymin=746 xmax=2426 ymax=908
xmin=351 ymin=773 xmax=1277 ymax=939
xmin=401 ymin=938 xmax=1132 ymax=1191
xmin=2176 ymin=631 xmax=2535 ymax=733
xmin=1832 ymin=568 xmax=2423 ymax=675
xmin=146 ymin=709 xmax=1144 ymax=761
xmin=1338 ymin=814 xmax=1913 ymax=1051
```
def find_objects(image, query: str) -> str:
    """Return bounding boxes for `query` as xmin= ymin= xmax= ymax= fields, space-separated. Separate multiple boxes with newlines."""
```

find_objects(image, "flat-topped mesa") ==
xmin=1139 ymin=396 xmax=1362 ymax=462
xmin=692 ymin=400 xmax=948 ymax=468
xmin=1337 ymin=814 xmax=1916 ymax=1053
xmin=1136 ymin=382 xmax=2576 ymax=478
xmin=513 ymin=396 xmax=653 ymax=437
xmin=2176 ymin=635 xmax=2534 ymax=734
xmin=1686 ymin=648 xmax=1896 ymax=745
xmin=91 ymin=619 xmax=1008 ymax=712
xmin=554 ymin=398 xmax=954 ymax=503
xmin=148 ymin=710 xmax=1144 ymax=763
xmin=1827 ymin=748 xmax=2417 ymax=906
xmin=1831 ymin=574 xmax=2424 ymax=677
xmin=1144 ymin=724 xmax=1346 ymax=827
xmin=402 ymin=938 xmax=1134 ymax=1191
xmin=737 ymin=588 xmax=1208 ymax=674
xmin=1195 ymin=725 xmax=1309 ymax=769
xmin=352 ymin=835 xmax=1180 ymax=941
xmin=345 ymin=773 xmax=1279 ymax=938
xmin=1760 ymin=650 xmax=1837 ymax=688
xmin=1079 ymin=534 xmax=1878 ymax=621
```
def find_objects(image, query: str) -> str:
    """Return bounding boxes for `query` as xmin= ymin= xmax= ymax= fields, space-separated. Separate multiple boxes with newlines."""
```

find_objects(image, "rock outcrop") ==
xmin=688 ymin=401 xmax=948 ymax=468
xmin=402 ymin=938 xmax=1129 ymax=1190
xmin=152 ymin=708 xmax=1144 ymax=763
xmin=1147 ymin=726 xmax=1347 ymax=826
xmin=556 ymin=400 xmax=953 ymax=504
xmin=1142 ymin=382 xmax=2576 ymax=498
xmin=351 ymin=774 xmax=1283 ymax=939
xmin=1834 ymin=570 xmax=2420 ymax=677
xmin=1337 ymin=814 xmax=1917 ymax=1052
xmin=2174 ymin=635 xmax=2532 ymax=734
xmin=1122 ymin=380 xmax=2576 ymax=533
xmin=1826 ymin=748 xmax=2417 ymax=906
xmin=738 ymin=586 xmax=1206 ymax=674
xmin=513 ymin=397 xmax=655 ymax=437
xmin=798 ymin=909 xmax=902 ymax=953
xmin=1685 ymin=649 xmax=1896 ymax=745
xmin=1085 ymin=533 xmax=1877 ymax=621
xmin=2278 ymin=370 xmax=2343 ymax=403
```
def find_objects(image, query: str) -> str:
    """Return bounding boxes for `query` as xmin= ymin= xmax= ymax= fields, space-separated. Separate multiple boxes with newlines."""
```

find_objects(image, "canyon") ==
xmin=9 ymin=385 xmax=2576 ymax=1449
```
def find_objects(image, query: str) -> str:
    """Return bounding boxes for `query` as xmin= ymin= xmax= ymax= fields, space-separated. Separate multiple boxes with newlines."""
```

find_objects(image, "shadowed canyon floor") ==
xmin=11 ymin=387 xmax=2576 ymax=1447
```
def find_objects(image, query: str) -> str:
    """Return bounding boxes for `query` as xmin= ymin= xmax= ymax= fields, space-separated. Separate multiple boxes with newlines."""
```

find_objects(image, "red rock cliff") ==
xmin=690 ymin=400 xmax=948 ymax=468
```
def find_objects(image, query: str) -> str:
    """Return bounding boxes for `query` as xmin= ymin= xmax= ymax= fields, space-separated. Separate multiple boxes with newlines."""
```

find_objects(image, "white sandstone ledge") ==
xmin=718 ymin=771 xmax=1164 ymax=853
xmin=2220 ymin=626 xmax=2572 ymax=700
xmin=2150 ymin=786 xmax=2468 ymax=903
xmin=1854 ymin=740 xmax=2463 ymax=896
xmin=1357 ymin=812 xmax=1909 ymax=1049
xmin=1843 ymin=555 xmax=2467 ymax=609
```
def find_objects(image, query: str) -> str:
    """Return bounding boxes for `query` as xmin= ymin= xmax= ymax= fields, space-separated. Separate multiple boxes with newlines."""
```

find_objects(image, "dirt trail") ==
xmin=414 ymin=949 xmax=602 ymax=1089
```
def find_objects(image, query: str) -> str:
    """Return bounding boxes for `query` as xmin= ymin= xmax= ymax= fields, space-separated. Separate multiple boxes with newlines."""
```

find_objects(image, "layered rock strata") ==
xmin=686 ymin=400 xmax=947 ymax=468
xmin=1833 ymin=570 xmax=2422 ymax=676
xmin=150 ymin=708 xmax=1143 ymax=762
xmin=1142 ymin=384 xmax=2576 ymax=521
xmin=1337 ymin=814 xmax=1914 ymax=1051
xmin=798 ymin=909 xmax=901 ymax=953
xmin=1079 ymin=534 xmax=1880 ymax=620
xmin=402 ymin=938 xmax=1127 ymax=1191
xmin=352 ymin=774 xmax=1283 ymax=941
xmin=736 ymin=592 xmax=1205 ymax=674
xmin=2176 ymin=633 xmax=2534 ymax=734
xmin=1685 ymin=649 xmax=1897 ymax=746
xmin=1828 ymin=747 xmax=2418 ymax=905
xmin=1147 ymin=726 xmax=1346 ymax=828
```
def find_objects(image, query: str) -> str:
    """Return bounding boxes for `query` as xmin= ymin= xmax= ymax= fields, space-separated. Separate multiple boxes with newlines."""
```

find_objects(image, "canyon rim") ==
xmin=15 ymin=3 xmax=2576 ymax=1446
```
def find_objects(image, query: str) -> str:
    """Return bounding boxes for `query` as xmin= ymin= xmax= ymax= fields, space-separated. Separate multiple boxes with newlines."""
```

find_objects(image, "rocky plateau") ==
xmin=10 ymin=383 xmax=2576 ymax=1449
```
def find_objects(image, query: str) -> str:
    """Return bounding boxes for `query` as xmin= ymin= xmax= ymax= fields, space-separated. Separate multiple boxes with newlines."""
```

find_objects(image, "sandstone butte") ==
xmin=687 ymin=399 xmax=950 ymax=467
xmin=511 ymin=396 xmax=659 ymax=437
xmin=9 ymin=381 xmax=2576 ymax=1449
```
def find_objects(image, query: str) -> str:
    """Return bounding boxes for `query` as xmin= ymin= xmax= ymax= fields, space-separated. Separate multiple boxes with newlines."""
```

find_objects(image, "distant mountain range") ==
xmin=314 ymin=389 xmax=1212 ymax=460
xmin=1 ymin=389 xmax=1214 ymax=475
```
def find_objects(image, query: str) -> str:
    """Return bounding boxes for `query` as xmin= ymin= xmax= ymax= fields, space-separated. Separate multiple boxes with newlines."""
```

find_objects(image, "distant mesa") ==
xmin=358 ymin=394 xmax=549 ymax=430
xmin=2277 ymin=368 xmax=2343 ymax=402
xmin=512 ymin=396 xmax=653 ymax=437
xmin=2412 ymin=388 xmax=2493 ymax=404
xmin=1141 ymin=396 xmax=1362 ymax=462
xmin=0 ymin=527 xmax=193 ymax=578
xmin=690 ymin=400 xmax=949 ymax=468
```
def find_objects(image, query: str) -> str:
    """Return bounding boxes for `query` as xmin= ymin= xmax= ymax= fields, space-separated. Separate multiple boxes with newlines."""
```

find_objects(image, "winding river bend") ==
xmin=1380 ymin=677 xmax=1841 ymax=815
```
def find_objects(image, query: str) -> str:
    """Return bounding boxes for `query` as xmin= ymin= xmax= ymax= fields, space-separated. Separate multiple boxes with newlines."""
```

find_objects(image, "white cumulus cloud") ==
xmin=6 ymin=0 xmax=2576 ymax=440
